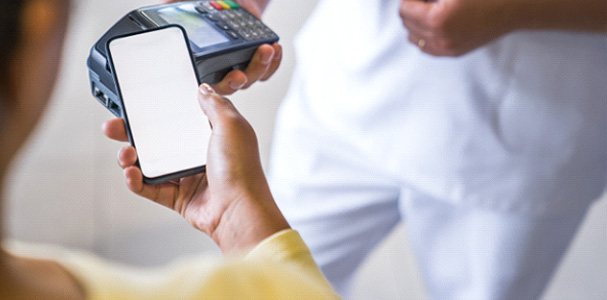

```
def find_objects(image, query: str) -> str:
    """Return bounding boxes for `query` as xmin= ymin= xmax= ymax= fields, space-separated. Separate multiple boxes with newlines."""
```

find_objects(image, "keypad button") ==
xmin=226 ymin=30 xmax=239 ymax=39
xmin=218 ymin=13 xmax=230 ymax=21
xmin=215 ymin=21 xmax=230 ymax=31
xmin=195 ymin=6 xmax=209 ymax=15
xmin=217 ymin=1 xmax=231 ymax=9
xmin=237 ymin=29 xmax=253 ymax=40
xmin=198 ymin=2 xmax=214 ymax=12
xmin=199 ymin=2 xmax=213 ymax=9
xmin=210 ymin=1 xmax=223 ymax=10
xmin=223 ymin=10 xmax=237 ymax=19
xmin=227 ymin=20 xmax=240 ymax=30
xmin=224 ymin=0 xmax=240 ymax=9
xmin=205 ymin=12 xmax=219 ymax=21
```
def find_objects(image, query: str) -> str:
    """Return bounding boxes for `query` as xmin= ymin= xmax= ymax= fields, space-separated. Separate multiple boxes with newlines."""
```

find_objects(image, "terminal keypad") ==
xmin=196 ymin=1 xmax=277 ymax=41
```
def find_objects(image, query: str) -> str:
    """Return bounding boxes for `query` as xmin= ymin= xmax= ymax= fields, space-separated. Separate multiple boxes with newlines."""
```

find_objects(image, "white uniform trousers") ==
xmin=269 ymin=99 xmax=592 ymax=299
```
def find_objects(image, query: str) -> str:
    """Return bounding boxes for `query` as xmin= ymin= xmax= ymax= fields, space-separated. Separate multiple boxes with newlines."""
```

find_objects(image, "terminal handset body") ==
xmin=107 ymin=25 xmax=210 ymax=184
xmin=88 ymin=1 xmax=279 ymax=118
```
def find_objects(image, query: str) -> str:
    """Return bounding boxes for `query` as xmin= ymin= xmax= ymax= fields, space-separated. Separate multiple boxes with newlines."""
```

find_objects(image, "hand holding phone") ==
xmin=108 ymin=25 xmax=210 ymax=183
xmin=102 ymin=86 xmax=290 ymax=253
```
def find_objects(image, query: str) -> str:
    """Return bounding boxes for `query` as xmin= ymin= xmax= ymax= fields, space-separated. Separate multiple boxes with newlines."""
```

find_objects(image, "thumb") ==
xmin=197 ymin=83 xmax=239 ymax=129
xmin=198 ymin=83 xmax=222 ymax=126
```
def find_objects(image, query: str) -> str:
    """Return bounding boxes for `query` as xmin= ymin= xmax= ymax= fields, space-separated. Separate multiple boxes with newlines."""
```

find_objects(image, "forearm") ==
xmin=509 ymin=0 xmax=607 ymax=32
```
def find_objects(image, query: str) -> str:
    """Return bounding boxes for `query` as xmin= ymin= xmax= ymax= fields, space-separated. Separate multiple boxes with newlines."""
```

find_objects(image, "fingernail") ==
xmin=199 ymin=83 xmax=215 ymax=95
xmin=229 ymin=80 xmax=244 ymax=90
xmin=260 ymin=51 xmax=273 ymax=65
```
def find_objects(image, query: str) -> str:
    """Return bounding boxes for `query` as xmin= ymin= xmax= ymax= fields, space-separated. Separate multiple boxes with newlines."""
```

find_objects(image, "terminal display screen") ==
xmin=157 ymin=6 xmax=229 ymax=48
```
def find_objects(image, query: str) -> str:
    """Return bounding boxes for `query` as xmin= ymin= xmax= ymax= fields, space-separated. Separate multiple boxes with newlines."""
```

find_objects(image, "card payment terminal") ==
xmin=87 ymin=0 xmax=279 ymax=117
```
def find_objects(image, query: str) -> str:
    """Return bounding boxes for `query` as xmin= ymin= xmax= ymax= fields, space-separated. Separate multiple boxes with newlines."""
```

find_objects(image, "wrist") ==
xmin=210 ymin=191 xmax=290 ymax=254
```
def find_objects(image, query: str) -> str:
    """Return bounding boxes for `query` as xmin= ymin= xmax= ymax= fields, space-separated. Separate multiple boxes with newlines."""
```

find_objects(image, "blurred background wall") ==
xmin=5 ymin=1 xmax=606 ymax=299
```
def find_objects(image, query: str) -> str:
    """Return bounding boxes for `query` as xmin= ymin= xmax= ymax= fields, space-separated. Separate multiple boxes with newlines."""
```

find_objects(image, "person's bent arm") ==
xmin=400 ymin=0 xmax=607 ymax=56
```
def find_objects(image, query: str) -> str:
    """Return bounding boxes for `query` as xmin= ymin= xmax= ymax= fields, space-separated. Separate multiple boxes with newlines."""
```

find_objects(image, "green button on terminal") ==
xmin=224 ymin=0 xmax=240 ymax=9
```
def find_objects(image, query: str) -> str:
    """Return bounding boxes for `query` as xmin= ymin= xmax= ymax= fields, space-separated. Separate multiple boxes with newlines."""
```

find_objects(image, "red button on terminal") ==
xmin=210 ymin=1 xmax=223 ymax=10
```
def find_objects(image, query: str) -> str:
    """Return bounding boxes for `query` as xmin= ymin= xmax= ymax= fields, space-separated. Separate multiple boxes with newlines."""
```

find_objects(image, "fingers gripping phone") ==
xmin=107 ymin=25 xmax=210 ymax=184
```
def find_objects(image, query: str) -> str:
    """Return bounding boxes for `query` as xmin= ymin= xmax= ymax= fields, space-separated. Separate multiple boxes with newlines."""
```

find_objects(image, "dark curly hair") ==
xmin=0 ymin=1 xmax=26 ymax=95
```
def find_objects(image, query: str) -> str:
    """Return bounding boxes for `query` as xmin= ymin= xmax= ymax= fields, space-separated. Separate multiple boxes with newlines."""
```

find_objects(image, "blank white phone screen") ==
xmin=109 ymin=27 xmax=210 ymax=179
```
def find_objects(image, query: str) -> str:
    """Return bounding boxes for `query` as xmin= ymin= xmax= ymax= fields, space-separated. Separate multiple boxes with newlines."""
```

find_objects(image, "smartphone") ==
xmin=107 ymin=25 xmax=210 ymax=184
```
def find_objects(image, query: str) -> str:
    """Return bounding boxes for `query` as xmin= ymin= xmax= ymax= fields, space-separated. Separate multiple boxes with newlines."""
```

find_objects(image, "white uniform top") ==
xmin=282 ymin=0 xmax=607 ymax=215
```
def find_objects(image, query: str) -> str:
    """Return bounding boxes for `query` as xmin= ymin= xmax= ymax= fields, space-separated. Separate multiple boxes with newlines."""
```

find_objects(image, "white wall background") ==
xmin=5 ymin=1 xmax=606 ymax=299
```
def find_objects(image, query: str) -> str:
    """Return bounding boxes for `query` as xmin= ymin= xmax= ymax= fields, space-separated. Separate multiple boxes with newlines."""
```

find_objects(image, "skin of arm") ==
xmin=399 ymin=0 xmax=607 ymax=56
